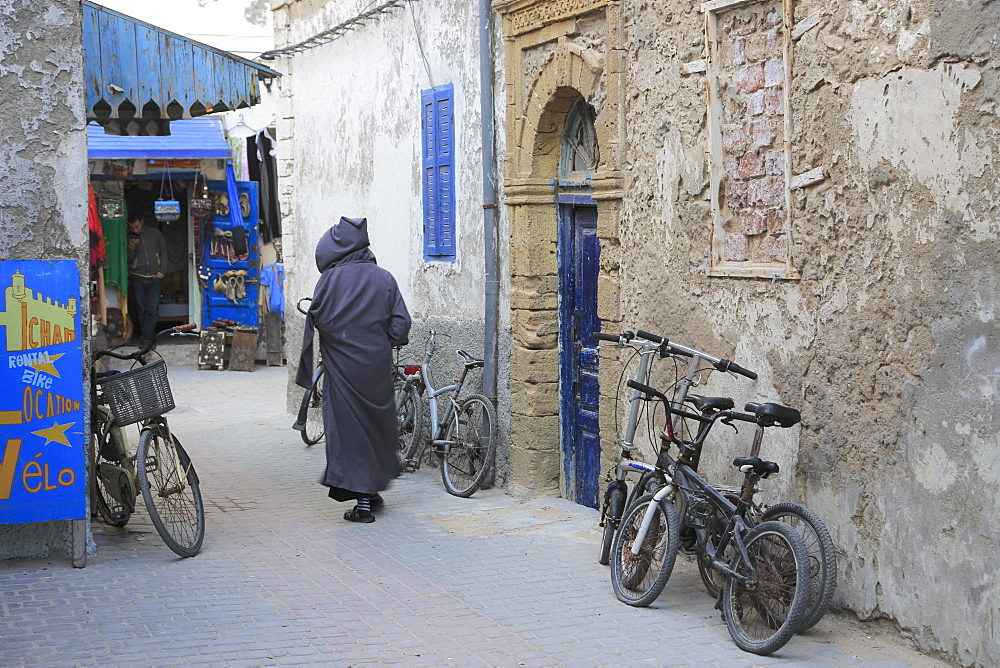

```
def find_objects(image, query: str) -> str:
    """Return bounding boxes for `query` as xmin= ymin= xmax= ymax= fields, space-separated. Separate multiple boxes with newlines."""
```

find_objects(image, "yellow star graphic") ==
xmin=31 ymin=421 xmax=74 ymax=447
xmin=28 ymin=353 xmax=64 ymax=378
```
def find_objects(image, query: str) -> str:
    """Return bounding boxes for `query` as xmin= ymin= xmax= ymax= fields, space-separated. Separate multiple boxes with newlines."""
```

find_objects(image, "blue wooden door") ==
xmin=202 ymin=178 xmax=260 ymax=328
xmin=559 ymin=203 xmax=601 ymax=508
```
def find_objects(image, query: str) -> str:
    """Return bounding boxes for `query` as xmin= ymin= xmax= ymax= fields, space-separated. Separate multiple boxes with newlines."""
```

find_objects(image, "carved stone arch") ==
xmin=495 ymin=0 xmax=624 ymax=498
xmin=515 ymin=44 xmax=606 ymax=177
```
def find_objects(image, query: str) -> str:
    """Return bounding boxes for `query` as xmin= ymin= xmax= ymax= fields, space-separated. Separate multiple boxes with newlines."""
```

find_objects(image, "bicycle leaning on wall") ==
xmin=397 ymin=329 xmax=497 ymax=498
xmin=90 ymin=324 xmax=205 ymax=558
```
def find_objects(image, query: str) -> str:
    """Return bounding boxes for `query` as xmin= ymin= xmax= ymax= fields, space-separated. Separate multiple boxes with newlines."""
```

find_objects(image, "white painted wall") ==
xmin=272 ymin=0 xmax=486 ymax=324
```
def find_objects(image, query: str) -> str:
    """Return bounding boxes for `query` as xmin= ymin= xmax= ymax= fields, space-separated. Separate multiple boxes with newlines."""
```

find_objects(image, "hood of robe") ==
xmin=316 ymin=217 xmax=371 ymax=271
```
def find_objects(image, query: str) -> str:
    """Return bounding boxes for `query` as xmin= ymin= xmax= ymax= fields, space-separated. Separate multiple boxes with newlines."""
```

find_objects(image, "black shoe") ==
xmin=368 ymin=494 xmax=384 ymax=510
xmin=344 ymin=507 xmax=375 ymax=523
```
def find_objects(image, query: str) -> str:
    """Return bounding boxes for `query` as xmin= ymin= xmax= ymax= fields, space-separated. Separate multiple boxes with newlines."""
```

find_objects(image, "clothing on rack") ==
xmin=89 ymin=185 xmax=106 ymax=267
xmin=258 ymin=262 xmax=285 ymax=322
xmin=247 ymin=129 xmax=281 ymax=244
xmin=101 ymin=208 xmax=129 ymax=296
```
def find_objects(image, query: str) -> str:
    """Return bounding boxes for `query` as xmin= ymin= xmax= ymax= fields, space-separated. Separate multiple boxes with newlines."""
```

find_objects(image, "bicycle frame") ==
xmin=420 ymin=330 xmax=474 ymax=448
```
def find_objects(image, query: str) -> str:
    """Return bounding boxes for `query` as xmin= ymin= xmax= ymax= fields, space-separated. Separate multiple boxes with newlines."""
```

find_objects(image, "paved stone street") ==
xmin=1 ymin=364 xmax=944 ymax=666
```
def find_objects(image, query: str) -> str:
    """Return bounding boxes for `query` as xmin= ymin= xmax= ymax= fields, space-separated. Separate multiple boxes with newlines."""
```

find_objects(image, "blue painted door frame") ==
xmin=558 ymin=195 xmax=601 ymax=508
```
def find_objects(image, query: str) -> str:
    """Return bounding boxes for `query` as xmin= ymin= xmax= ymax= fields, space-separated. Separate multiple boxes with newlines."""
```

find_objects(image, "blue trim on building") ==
xmin=82 ymin=1 xmax=279 ymax=122
xmin=421 ymin=83 xmax=456 ymax=261
xmin=87 ymin=118 xmax=231 ymax=159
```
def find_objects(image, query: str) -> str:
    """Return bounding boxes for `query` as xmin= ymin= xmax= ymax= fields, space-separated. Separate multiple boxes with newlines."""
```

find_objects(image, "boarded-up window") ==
xmin=421 ymin=83 xmax=456 ymax=261
xmin=703 ymin=0 xmax=796 ymax=278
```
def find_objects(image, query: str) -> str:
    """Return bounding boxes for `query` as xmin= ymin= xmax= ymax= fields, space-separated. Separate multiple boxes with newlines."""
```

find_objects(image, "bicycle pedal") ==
xmin=402 ymin=460 xmax=417 ymax=473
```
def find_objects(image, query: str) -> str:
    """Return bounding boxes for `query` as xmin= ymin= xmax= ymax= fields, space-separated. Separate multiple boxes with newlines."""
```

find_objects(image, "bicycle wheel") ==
xmin=761 ymin=502 xmax=836 ymax=632
xmin=396 ymin=382 xmax=423 ymax=463
xmin=137 ymin=427 xmax=205 ymax=558
xmin=722 ymin=520 xmax=809 ymax=655
xmin=610 ymin=493 xmax=680 ymax=607
xmin=91 ymin=417 xmax=133 ymax=527
xmin=599 ymin=483 xmax=626 ymax=566
xmin=298 ymin=371 xmax=325 ymax=446
xmin=440 ymin=394 xmax=497 ymax=497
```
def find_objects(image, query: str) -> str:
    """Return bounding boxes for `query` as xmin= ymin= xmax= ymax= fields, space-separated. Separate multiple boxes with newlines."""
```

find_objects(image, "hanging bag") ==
xmin=98 ymin=193 xmax=125 ymax=219
xmin=154 ymin=163 xmax=182 ymax=222
xmin=189 ymin=172 xmax=214 ymax=214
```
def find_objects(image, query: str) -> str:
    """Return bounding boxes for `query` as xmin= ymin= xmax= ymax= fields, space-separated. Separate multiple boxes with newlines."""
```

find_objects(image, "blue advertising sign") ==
xmin=0 ymin=261 xmax=86 ymax=524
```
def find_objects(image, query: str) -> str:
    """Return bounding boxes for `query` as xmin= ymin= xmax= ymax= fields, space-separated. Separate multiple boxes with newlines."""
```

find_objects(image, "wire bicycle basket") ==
xmin=96 ymin=359 xmax=175 ymax=426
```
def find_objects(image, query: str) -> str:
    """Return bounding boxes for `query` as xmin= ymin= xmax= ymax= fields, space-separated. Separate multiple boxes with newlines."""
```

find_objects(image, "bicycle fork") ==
xmin=630 ymin=480 xmax=676 ymax=555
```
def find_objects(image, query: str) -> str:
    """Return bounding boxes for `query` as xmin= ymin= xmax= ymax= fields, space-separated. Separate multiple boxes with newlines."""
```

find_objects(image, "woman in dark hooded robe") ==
xmin=296 ymin=217 xmax=411 ymax=523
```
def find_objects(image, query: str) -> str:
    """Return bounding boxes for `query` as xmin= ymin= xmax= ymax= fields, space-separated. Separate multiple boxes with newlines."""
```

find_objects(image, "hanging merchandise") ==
xmin=98 ymin=193 xmax=125 ymax=219
xmin=189 ymin=172 xmax=214 ymax=214
xmin=154 ymin=163 xmax=182 ymax=222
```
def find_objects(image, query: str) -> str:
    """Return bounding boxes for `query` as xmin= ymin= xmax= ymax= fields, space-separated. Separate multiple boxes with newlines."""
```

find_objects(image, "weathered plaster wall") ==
xmin=619 ymin=0 xmax=998 ymax=664
xmin=272 ymin=0 xmax=508 ymax=478
xmin=0 ymin=0 xmax=90 ymax=559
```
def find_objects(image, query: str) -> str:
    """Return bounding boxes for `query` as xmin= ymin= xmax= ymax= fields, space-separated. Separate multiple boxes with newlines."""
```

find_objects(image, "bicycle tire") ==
xmin=609 ymin=493 xmax=681 ymax=607
xmin=299 ymin=371 xmax=325 ymax=446
xmin=91 ymin=413 xmax=132 ymax=527
xmin=599 ymin=484 xmax=626 ymax=566
xmin=761 ymin=502 xmax=837 ymax=632
xmin=396 ymin=381 xmax=424 ymax=463
xmin=722 ymin=520 xmax=809 ymax=655
xmin=137 ymin=427 xmax=205 ymax=558
xmin=440 ymin=394 xmax=497 ymax=497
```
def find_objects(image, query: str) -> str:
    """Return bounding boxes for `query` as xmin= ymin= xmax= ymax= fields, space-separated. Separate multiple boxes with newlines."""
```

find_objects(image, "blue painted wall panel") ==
xmin=82 ymin=0 xmax=279 ymax=120
xmin=0 ymin=261 xmax=87 ymax=525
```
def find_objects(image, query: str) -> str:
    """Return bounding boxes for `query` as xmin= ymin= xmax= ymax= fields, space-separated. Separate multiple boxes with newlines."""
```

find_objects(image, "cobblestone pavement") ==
xmin=1 ymin=365 xmax=944 ymax=666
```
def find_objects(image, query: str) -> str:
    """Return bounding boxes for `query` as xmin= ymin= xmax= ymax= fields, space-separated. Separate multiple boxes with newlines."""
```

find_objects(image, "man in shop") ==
xmin=126 ymin=213 xmax=166 ymax=347
xmin=295 ymin=216 xmax=411 ymax=523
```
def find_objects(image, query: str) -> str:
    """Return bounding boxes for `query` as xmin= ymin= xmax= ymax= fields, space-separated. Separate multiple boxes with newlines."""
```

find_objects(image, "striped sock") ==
xmin=356 ymin=497 xmax=371 ymax=513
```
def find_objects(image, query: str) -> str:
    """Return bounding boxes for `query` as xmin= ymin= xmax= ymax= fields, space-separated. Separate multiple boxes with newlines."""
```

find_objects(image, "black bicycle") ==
xmin=607 ymin=331 xmax=811 ymax=655
xmin=292 ymin=297 xmax=324 ymax=446
xmin=91 ymin=325 xmax=205 ymax=557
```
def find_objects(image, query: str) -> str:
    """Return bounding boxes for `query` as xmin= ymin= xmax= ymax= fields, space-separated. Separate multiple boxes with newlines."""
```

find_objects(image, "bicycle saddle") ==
xmin=456 ymin=350 xmax=485 ymax=369
xmin=743 ymin=401 xmax=801 ymax=428
xmin=733 ymin=456 xmax=780 ymax=478
xmin=685 ymin=394 xmax=735 ymax=414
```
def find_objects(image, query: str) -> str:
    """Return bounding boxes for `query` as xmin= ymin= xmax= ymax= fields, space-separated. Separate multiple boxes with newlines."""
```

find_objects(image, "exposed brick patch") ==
xmin=765 ymin=86 xmax=785 ymax=114
xmin=764 ymin=148 xmax=785 ymax=175
xmin=738 ymin=62 xmax=765 ymax=92
xmin=750 ymin=120 xmax=773 ymax=146
xmin=737 ymin=151 xmax=764 ymax=179
xmin=766 ymin=207 xmax=788 ymax=234
xmin=725 ymin=234 xmax=749 ymax=261
xmin=710 ymin=0 xmax=790 ymax=272
xmin=764 ymin=59 xmax=784 ymax=87
xmin=740 ymin=210 xmax=767 ymax=235
xmin=722 ymin=39 xmax=746 ymax=67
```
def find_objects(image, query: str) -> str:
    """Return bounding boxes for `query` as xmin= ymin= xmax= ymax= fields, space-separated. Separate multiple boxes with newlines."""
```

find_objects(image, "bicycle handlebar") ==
xmin=634 ymin=329 xmax=756 ymax=380
xmin=593 ymin=331 xmax=625 ymax=343
xmin=94 ymin=324 xmax=198 ymax=362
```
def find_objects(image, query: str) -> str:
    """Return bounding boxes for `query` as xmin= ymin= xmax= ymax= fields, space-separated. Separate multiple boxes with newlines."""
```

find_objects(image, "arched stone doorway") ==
xmin=494 ymin=1 xmax=624 ymax=500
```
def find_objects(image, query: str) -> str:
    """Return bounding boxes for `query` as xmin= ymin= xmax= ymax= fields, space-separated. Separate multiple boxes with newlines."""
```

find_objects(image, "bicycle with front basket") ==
xmin=397 ymin=329 xmax=497 ymax=497
xmin=91 ymin=325 xmax=205 ymax=557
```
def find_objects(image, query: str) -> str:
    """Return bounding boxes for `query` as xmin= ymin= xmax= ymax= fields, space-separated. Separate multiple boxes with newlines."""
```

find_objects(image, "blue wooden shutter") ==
xmin=421 ymin=83 xmax=455 ymax=259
